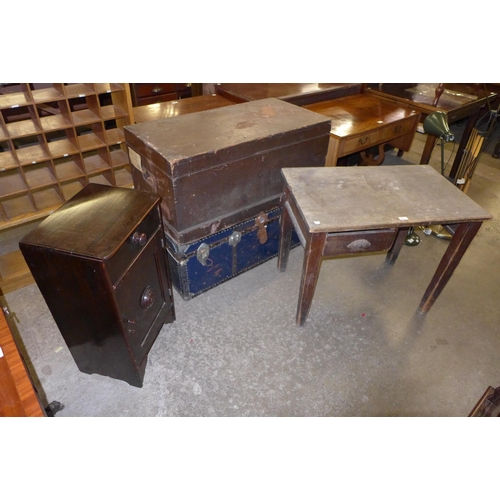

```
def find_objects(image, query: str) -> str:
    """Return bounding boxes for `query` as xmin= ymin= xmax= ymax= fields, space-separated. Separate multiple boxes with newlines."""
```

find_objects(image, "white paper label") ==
xmin=128 ymin=148 xmax=143 ymax=172
xmin=0 ymin=346 xmax=4 ymax=358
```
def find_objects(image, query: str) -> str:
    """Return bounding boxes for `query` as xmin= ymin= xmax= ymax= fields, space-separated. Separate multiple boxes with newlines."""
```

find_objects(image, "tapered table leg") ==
xmin=420 ymin=135 xmax=438 ymax=164
xmin=417 ymin=221 xmax=483 ymax=314
xmin=296 ymin=232 xmax=327 ymax=326
xmin=386 ymin=227 xmax=409 ymax=265
xmin=278 ymin=197 xmax=293 ymax=273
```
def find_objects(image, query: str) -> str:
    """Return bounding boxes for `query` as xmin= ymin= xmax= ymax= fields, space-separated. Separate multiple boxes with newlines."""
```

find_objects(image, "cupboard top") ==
xmin=19 ymin=184 xmax=161 ymax=260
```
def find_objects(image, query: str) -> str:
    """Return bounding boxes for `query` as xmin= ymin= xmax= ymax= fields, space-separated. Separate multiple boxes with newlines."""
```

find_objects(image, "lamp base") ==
xmin=404 ymin=229 xmax=421 ymax=246
xmin=419 ymin=225 xmax=452 ymax=240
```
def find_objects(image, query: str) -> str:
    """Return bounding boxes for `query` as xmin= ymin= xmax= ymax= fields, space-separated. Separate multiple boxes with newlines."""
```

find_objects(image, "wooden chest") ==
xmin=19 ymin=184 xmax=175 ymax=388
xmin=124 ymin=97 xmax=331 ymax=245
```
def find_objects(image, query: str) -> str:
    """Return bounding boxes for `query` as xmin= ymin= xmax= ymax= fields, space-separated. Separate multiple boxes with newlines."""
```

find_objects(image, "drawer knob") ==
xmin=152 ymin=87 xmax=163 ymax=93
xmin=140 ymin=286 xmax=155 ymax=310
xmin=131 ymin=231 xmax=148 ymax=246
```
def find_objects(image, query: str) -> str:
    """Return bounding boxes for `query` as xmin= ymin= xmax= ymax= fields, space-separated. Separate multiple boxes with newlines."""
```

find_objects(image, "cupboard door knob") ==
xmin=132 ymin=232 xmax=147 ymax=246
xmin=140 ymin=286 xmax=155 ymax=310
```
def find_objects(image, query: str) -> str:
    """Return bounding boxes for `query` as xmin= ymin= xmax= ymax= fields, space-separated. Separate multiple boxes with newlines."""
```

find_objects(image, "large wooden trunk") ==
xmin=124 ymin=97 xmax=331 ymax=245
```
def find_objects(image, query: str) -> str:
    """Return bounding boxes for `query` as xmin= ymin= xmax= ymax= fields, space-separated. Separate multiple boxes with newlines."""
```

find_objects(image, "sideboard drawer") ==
xmin=131 ymin=83 xmax=193 ymax=106
xmin=136 ymin=83 xmax=177 ymax=98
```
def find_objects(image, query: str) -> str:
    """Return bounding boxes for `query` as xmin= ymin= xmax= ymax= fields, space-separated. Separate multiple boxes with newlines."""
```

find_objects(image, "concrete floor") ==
xmin=2 ymin=121 xmax=500 ymax=417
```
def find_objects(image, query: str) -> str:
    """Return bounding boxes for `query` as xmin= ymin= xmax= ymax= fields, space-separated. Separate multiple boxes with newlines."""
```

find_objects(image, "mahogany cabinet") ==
xmin=19 ymin=183 xmax=175 ymax=387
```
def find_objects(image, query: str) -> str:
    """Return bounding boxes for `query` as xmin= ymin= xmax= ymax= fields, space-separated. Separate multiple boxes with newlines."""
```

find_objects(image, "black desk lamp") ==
xmin=404 ymin=111 xmax=455 ymax=246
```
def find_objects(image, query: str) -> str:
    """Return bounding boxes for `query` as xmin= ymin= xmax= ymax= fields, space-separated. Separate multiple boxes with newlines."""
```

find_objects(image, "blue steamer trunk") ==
xmin=165 ymin=207 xmax=300 ymax=300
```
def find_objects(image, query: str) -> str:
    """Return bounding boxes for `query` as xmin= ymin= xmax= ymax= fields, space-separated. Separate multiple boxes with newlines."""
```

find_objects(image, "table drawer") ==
xmin=379 ymin=119 xmax=414 ymax=142
xmin=340 ymin=130 xmax=381 ymax=155
xmin=324 ymin=228 xmax=397 ymax=255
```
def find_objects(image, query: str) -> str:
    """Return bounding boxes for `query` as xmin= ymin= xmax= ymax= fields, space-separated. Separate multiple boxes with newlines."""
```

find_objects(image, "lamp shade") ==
xmin=423 ymin=111 xmax=454 ymax=142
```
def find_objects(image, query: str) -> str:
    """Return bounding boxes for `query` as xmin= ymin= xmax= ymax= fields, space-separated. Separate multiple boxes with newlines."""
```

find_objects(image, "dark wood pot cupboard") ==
xmin=19 ymin=184 xmax=175 ymax=387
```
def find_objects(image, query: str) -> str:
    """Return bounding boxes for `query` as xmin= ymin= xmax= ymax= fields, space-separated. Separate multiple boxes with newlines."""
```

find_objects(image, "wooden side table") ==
xmin=278 ymin=166 xmax=492 ymax=326
xmin=303 ymin=94 xmax=420 ymax=166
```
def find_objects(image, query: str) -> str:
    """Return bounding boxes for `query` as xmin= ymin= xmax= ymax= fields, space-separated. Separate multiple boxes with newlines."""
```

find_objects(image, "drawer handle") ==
xmin=393 ymin=125 xmax=402 ymax=133
xmin=358 ymin=136 xmax=369 ymax=146
xmin=152 ymin=87 xmax=163 ymax=93
xmin=131 ymin=232 xmax=148 ymax=246
xmin=140 ymin=286 xmax=155 ymax=310
xmin=347 ymin=239 xmax=371 ymax=251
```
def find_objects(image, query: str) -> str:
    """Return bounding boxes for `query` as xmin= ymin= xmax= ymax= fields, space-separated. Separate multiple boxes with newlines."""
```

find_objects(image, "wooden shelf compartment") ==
xmin=53 ymin=155 xmax=85 ymax=181
xmin=0 ymin=89 xmax=32 ymax=110
xmin=30 ymin=84 xmax=65 ymax=104
xmin=82 ymin=148 xmax=111 ymax=175
xmin=109 ymin=145 xmax=129 ymax=167
xmin=63 ymin=83 xmax=97 ymax=99
xmin=0 ymin=143 xmax=19 ymax=170
xmin=22 ymin=162 xmax=57 ymax=190
xmin=105 ymin=126 xmax=125 ymax=145
xmin=0 ymin=169 xmax=29 ymax=198
xmin=87 ymin=172 xmax=113 ymax=186
xmin=113 ymin=166 xmax=133 ymax=187
xmin=100 ymin=104 xmax=128 ymax=121
xmin=75 ymin=123 xmax=106 ymax=151
xmin=0 ymin=123 xmax=8 ymax=141
xmin=2 ymin=106 xmax=42 ymax=138
xmin=69 ymin=94 xmax=102 ymax=126
xmin=0 ymin=193 xmax=36 ymax=221
xmin=31 ymin=186 xmax=64 ymax=212
xmin=36 ymin=100 xmax=73 ymax=133
xmin=38 ymin=113 xmax=73 ymax=133
xmin=44 ymin=129 xmax=79 ymax=158
xmin=12 ymin=134 xmax=50 ymax=166
xmin=95 ymin=83 xmax=125 ymax=94
xmin=60 ymin=179 xmax=85 ymax=201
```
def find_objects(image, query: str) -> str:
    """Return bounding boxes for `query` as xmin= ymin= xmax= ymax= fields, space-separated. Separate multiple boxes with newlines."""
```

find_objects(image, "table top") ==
xmin=282 ymin=166 xmax=492 ymax=233
xmin=133 ymin=94 xmax=235 ymax=123
xmin=365 ymin=83 xmax=496 ymax=116
xmin=303 ymin=94 xmax=419 ymax=138
xmin=20 ymin=184 xmax=160 ymax=259
xmin=216 ymin=83 xmax=362 ymax=104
